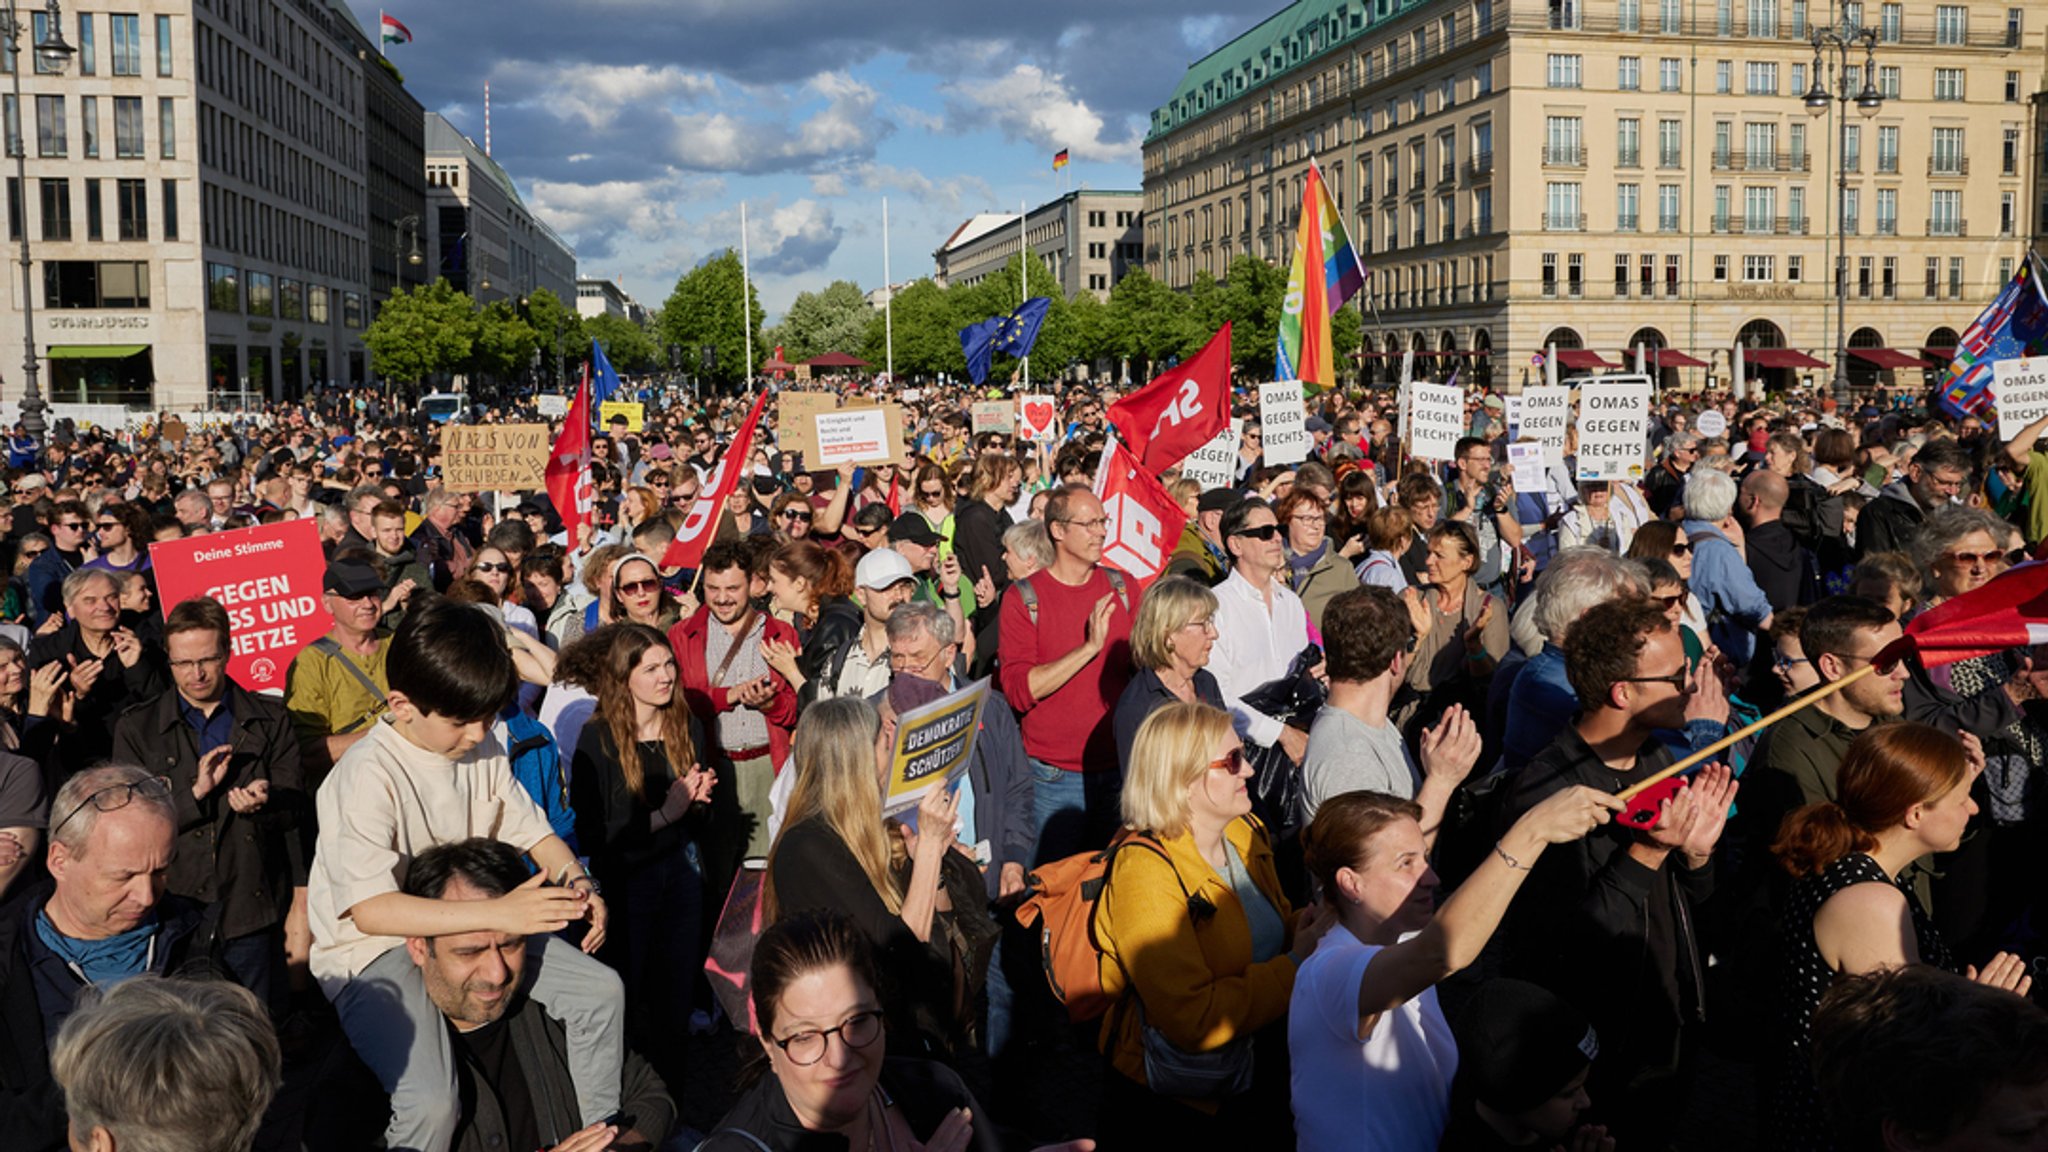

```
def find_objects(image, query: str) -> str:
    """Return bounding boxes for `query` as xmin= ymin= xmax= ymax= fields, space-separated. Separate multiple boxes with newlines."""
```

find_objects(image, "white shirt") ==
xmin=1290 ymin=927 xmax=1459 ymax=1152
xmin=1209 ymin=568 xmax=1313 ymax=748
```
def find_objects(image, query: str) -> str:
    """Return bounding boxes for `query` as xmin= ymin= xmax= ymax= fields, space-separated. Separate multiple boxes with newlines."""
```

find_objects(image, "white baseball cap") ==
xmin=855 ymin=547 xmax=916 ymax=591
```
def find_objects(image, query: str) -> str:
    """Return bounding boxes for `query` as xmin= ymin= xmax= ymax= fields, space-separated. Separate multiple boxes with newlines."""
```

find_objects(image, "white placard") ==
xmin=1696 ymin=409 xmax=1729 ymax=439
xmin=1503 ymin=395 xmax=1523 ymax=434
xmin=1180 ymin=419 xmax=1242 ymax=491
xmin=812 ymin=408 xmax=894 ymax=466
xmin=1017 ymin=394 xmax=1060 ymax=442
xmin=1518 ymin=386 xmax=1571 ymax=447
xmin=1994 ymin=358 xmax=2048 ymax=440
xmin=1508 ymin=442 xmax=1547 ymax=493
xmin=1259 ymin=382 xmax=1310 ymax=465
xmin=1575 ymin=380 xmax=1654 ymax=481
xmin=535 ymin=394 xmax=569 ymax=419
xmin=1406 ymin=382 xmax=1464 ymax=462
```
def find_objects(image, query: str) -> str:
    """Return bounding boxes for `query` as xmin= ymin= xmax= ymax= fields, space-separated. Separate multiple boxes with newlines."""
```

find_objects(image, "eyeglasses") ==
xmin=1651 ymin=593 xmax=1682 ymax=609
xmin=1208 ymin=748 xmax=1250 ymax=775
xmin=1230 ymin=524 xmax=1281 ymax=541
xmin=1944 ymin=550 xmax=2003 ymax=567
xmin=778 ymin=509 xmax=812 ymax=522
xmin=168 ymin=654 xmax=228 ymax=674
xmin=53 ymin=521 xmax=84 ymax=531
xmin=1059 ymin=516 xmax=1109 ymax=532
xmin=920 ymin=488 xmax=946 ymax=500
xmin=1668 ymin=542 xmax=1691 ymax=555
xmin=20 ymin=547 xmax=46 ymax=559
xmin=1773 ymin=652 xmax=1811 ymax=671
xmin=617 ymin=578 xmax=660 ymax=597
xmin=772 ymin=1008 xmax=883 ymax=1066
xmin=1623 ymin=666 xmax=1694 ymax=691
xmin=1177 ymin=616 xmax=1216 ymax=633
xmin=1290 ymin=512 xmax=1326 ymax=525
xmin=473 ymin=561 xmax=511 ymax=574
xmin=95 ymin=521 xmax=119 ymax=531
xmin=50 ymin=775 xmax=173 ymax=838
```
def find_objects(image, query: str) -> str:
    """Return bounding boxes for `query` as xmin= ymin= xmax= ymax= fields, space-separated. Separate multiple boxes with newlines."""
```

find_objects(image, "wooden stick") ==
xmin=1613 ymin=662 xmax=1879 ymax=803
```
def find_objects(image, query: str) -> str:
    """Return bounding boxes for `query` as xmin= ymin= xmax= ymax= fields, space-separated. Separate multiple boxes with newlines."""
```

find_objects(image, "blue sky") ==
xmin=342 ymin=1 xmax=1277 ymax=321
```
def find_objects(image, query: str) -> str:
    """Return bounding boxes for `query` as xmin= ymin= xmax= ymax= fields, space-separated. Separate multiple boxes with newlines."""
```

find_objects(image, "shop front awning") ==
xmin=1553 ymin=349 xmax=1621 ymax=369
xmin=47 ymin=344 xmax=148 ymax=360
xmin=1742 ymin=348 xmax=1830 ymax=369
xmin=1848 ymin=347 xmax=1933 ymax=370
xmin=1627 ymin=349 xmax=1709 ymax=368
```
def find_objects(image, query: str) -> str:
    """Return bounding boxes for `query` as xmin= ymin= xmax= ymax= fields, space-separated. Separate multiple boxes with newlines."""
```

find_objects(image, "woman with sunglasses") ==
xmin=468 ymin=546 xmax=539 ymax=636
xmin=1627 ymin=521 xmax=1710 ymax=652
xmin=766 ymin=491 xmax=816 ymax=543
xmin=908 ymin=464 xmax=955 ymax=541
xmin=1093 ymin=701 xmax=1331 ymax=1146
xmin=605 ymin=553 xmax=684 ymax=631
xmin=1914 ymin=505 xmax=2007 ymax=612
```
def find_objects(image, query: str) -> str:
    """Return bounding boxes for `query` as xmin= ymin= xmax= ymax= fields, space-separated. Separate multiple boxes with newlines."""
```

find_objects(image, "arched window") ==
xmin=1542 ymin=326 xmax=1583 ymax=349
xmin=1737 ymin=318 xmax=1785 ymax=348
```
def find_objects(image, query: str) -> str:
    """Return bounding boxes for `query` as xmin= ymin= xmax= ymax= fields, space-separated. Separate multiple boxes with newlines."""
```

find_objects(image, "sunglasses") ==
xmin=1669 ymin=542 xmax=1691 ymax=554
xmin=473 ymin=561 xmax=511 ymax=574
xmin=1208 ymin=748 xmax=1250 ymax=774
xmin=779 ymin=509 xmax=812 ymax=522
xmin=1231 ymin=524 xmax=1281 ymax=541
xmin=1945 ymin=550 xmax=2003 ymax=566
xmin=617 ymin=578 xmax=660 ymax=597
xmin=920 ymin=488 xmax=945 ymax=499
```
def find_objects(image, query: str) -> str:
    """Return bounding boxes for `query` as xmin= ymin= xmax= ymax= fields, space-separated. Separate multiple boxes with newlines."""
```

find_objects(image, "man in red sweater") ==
xmin=996 ymin=483 xmax=1135 ymax=864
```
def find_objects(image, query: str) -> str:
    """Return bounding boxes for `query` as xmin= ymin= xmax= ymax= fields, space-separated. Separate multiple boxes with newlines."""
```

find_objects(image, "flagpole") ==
xmin=741 ymin=202 xmax=755 ymax=394
xmin=378 ymin=8 xmax=386 ymax=56
xmin=883 ymin=196 xmax=894 ymax=386
xmin=1614 ymin=664 xmax=1879 ymax=804
xmin=1018 ymin=199 xmax=1029 ymax=391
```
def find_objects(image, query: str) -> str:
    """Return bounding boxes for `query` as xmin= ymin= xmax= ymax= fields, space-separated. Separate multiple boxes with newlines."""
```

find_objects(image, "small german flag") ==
xmin=1052 ymin=148 xmax=1070 ymax=170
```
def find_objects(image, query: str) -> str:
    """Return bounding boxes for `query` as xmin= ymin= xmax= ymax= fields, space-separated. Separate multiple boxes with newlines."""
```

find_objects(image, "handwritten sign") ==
xmin=1575 ymin=380 xmax=1653 ymax=481
xmin=1518 ymin=385 xmax=1571 ymax=447
xmin=1406 ymin=382 xmax=1464 ymax=462
xmin=1259 ymin=382 xmax=1309 ymax=465
xmin=599 ymin=401 xmax=643 ymax=432
xmin=971 ymin=400 xmax=1015 ymax=434
xmin=535 ymin=394 xmax=569 ymax=419
xmin=149 ymin=519 xmax=332 ymax=695
xmin=1180 ymin=418 xmax=1242 ymax=492
xmin=778 ymin=392 xmax=839 ymax=461
xmin=1018 ymin=395 xmax=1060 ymax=442
xmin=813 ymin=408 xmax=894 ymax=467
xmin=1994 ymin=358 xmax=2048 ymax=440
xmin=441 ymin=424 xmax=549 ymax=492
xmin=883 ymin=678 xmax=990 ymax=816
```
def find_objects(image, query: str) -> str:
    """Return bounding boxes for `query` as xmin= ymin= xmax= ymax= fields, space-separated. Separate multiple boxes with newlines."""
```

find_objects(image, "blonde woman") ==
xmin=766 ymin=696 xmax=958 ymax=1053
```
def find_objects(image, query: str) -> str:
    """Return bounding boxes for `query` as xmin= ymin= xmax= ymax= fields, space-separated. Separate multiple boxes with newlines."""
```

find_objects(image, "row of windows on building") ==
xmin=1082 ymin=210 xmax=1139 ymax=228
xmin=1548 ymin=50 xmax=2027 ymax=103
xmin=1548 ymin=0 xmax=2022 ymax=43
xmin=195 ymin=17 xmax=362 ymax=170
xmin=198 ymin=101 xmax=364 ymax=229
xmin=1 ymin=12 xmax=167 ymax=78
xmin=205 ymin=262 xmax=365 ymax=328
xmin=6 ymin=175 xmax=172 ymax=247
xmin=197 ymin=0 xmax=362 ymax=106
xmin=2 ymin=93 xmax=173 ymax=161
xmin=1531 ymin=251 xmax=2013 ymax=299
xmin=202 ymin=184 xmax=365 ymax=285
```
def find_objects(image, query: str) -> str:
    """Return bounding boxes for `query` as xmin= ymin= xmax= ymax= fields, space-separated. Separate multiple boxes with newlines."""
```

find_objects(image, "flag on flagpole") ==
xmin=544 ymin=366 xmax=594 ymax=549
xmin=1275 ymin=159 xmax=1370 ymax=390
xmin=1878 ymin=559 xmax=2048 ymax=669
xmin=591 ymin=340 xmax=623 ymax=409
xmin=663 ymin=389 xmax=772 ymax=571
xmin=1106 ymin=323 xmax=1232 ymax=471
xmin=1937 ymin=251 xmax=2048 ymax=419
xmin=1053 ymin=149 xmax=1070 ymax=170
xmin=379 ymin=11 xmax=413 ymax=46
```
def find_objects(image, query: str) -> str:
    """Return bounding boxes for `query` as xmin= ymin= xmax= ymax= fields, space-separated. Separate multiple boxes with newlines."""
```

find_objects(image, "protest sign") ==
xmin=1994 ymin=358 xmax=2048 ymax=440
xmin=1575 ymin=380 xmax=1654 ymax=481
xmin=1503 ymin=396 xmax=1522 ymax=437
xmin=1259 ymin=382 xmax=1310 ymax=465
xmin=1518 ymin=385 xmax=1572 ymax=447
xmin=1696 ymin=410 xmax=1729 ymax=438
xmin=535 ymin=394 xmax=570 ymax=419
xmin=149 ymin=519 xmax=332 ymax=695
xmin=1180 ymin=418 xmax=1242 ymax=491
xmin=777 ymin=392 xmax=838 ymax=461
xmin=883 ymin=678 xmax=991 ymax=816
xmin=1018 ymin=395 xmax=1060 ymax=442
xmin=838 ymin=398 xmax=913 ymax=465
xmin=1508 ymin=442 xmax=1547 ymax=493
xmin=440 ymin=424 xmax=550 ymax=492
xmin=813 ymin=408 xmax=894 ymax=467
xmin=598 ymin=401 xmax=643 ymax=432
xmin=1095 ymin=438 xmax=1188 ymax=587
xmin=971 ymin=400 xmax=1015 ymax=434
xmin=1406 ymin=382 xmax=1464 ymax=461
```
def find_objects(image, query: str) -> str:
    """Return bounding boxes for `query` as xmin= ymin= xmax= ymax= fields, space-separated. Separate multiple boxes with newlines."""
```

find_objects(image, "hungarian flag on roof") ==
xmin=380 ymin=12 xmax=413 ymax=45
xmin=1878 ymin=560 xmax=2048 ymax=669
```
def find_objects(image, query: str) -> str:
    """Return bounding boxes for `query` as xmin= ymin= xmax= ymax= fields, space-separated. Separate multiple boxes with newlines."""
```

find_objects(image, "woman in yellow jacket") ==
xmin=1093 ymin=700 xmax=1334 ymax=1149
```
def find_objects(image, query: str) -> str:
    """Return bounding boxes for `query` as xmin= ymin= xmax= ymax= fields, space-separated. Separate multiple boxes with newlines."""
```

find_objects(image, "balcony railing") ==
xmin=1465 ymin=150 xmax=1494 ymax=179
xmin=1439 ymin=163 xmax=1457 ymax=186
xmin=1658 ymin=151 xmax=1684 ymax=169
xmin=1543 ymin=212 xmax=1587 ymax=231
xmin=1877 ymin=155 xmax=1899 ymax=173
xmin=1384 ymin=179 xmax=1399 ymax=199
xmin=1877 ymin=218 xmax=1898 ymax=236
xmin=1927 ymin=217 xmax=1967 ymax=236
xmin=1659 ymin=215 xmax=1682 ymax=232
xmin=1616 ymin=148 xmax=1641 ymax=168
xmin=1713 ymin=215 xmax=1809 ymax=235
xmin=1543 ymin=143 xmax=1587 ymax=166
xmin=1617 ymin=213 xmax=1640 ymax=231
xmin=1928 ymin=156 xmax=1968 ymax=176
xmin=1711 ymin=150 xmax=1812 ymax=172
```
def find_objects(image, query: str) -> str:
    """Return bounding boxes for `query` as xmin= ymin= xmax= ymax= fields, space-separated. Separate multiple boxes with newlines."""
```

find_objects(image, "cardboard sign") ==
xmin=882 ymin=677 xmax=990 ymax=816
xmin=161 ymin=416 xmax=188 ymax=444
xmin=813 ymin=408 xmax=894 ymax=467
xmin=149 ymin=519 xmax=333 ymax=695
xmin=1508 ymin=442 xmax=1547 ymax=493
xmin=971 ymin=400 xmax=1016 ymax=434
xmin=1017 ymin=394 xmax=1059 ymax=442
xmin=1406 ymin=382 xmax=1464 ymax=461
xmin=598 ymin=401 xmax=643 ymax=433
xmin=777 ymin=392 xmax=839 ymax=462
xmin=535 ymin=394 xmax=570 ymax=419
xmin=1518 ymin=386 xmax=1572 ymax=447
xmin=1994 ymin=358 xmax=2048 ymax=440
xmin=440 ymin=424 xmax=550 ymax=492
xmin=838 ymin=398 xmax=912 ymax=465
xmin=1258 ymin=381 xmax=1310 ymax=465
xmin=1180 ymin=418 xmax=1242 ymax=491
xmin=1575 ymin=380 xmax=1654 ymax=481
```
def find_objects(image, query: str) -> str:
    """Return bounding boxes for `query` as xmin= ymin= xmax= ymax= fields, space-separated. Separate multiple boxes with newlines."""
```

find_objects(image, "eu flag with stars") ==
xmin=1940 ymin=251 xmax=2048 ymax=420
xmin=994 ymin=297 xmax=1052 ymax=361
xmin=959 ymin=317 xmax=1001 ymax=386
xmin=591 ymin=340 xmax=624 ymax=409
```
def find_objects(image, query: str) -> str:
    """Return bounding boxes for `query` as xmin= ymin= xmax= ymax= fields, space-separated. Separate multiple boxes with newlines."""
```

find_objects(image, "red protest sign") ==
xmin=1093 ymin=438 xmax=1187 ymax=590
xmin=148 ymin=519 xmax=333 ymax=694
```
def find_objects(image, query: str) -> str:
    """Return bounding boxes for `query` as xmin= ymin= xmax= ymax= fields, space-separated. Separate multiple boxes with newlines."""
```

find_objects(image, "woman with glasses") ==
xmin=1093 ymin=701 xmax=1330 ymax=1146
xmin=605 ymin=553 xmax=684 ymax=631
xmin=2 ymin=533 xmax=50 ymax=624
xmin=469 ymin=546 xmax=539 ymax=638
xmin=1914 ymin=505 xmax=2007 ymax=612
xmin=766 ymin=491 xmax=816 ymax=543
xmin=765 ymin=698 xmax=959 ymax=1056
xmin=1113 ymin=577 xmax=1227 ymax=774
xmin=760 ymin=540 xmax=861 ymax=709
xmin=1274 ymin=489 xmax=1358 ymax=633
xmin=1627 ymin=521 xmax=1710 ymax=650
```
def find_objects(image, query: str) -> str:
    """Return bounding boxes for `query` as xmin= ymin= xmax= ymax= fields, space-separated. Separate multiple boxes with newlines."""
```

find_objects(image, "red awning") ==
xmin=1627 ymin=349 xmax=1709 ymax=368
xmin=1848 ymin=347 xmax=1933 ymax=370
xmin=1921 ymin=346 xmax=1957 ymax=359
xmin=1742 ymin=348 xmax=1830 ymax=369
xmin=1553 ymin=349 xmax=1621 ymax=369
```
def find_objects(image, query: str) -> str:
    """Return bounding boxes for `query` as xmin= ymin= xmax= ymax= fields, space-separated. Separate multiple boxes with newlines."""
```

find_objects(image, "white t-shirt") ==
xmin=1290 ymin=927 xmax=1458 ymax=1152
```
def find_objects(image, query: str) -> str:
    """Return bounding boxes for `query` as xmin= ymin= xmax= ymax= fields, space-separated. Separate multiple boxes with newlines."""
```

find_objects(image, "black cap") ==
xmin=1197 ymin=487 xmax=1241 ymax=514
xmin=887 ymin=513 xmax=942 ymax=547
xmin=1450 ymin=979 xmax=1598 ymax=1113
xmin=323 ymin=560 xmax=385 ymax=598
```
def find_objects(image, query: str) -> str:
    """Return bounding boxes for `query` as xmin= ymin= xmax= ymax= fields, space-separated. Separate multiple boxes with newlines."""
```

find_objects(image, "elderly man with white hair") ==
xmin=1498 ymin=548 xmax=1652 ymax=775
xmin=1682 ymin=467 xmax=1775 ymax=666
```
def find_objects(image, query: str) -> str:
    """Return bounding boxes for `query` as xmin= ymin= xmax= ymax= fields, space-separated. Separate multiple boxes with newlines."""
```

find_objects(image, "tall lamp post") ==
xmin=1801 ymin=16 xmax=1882 ymax=407
xmin=4 ymin=0 xmax=73 ymax=447
xmin=393 ymin=214 xmax=422 ymax=287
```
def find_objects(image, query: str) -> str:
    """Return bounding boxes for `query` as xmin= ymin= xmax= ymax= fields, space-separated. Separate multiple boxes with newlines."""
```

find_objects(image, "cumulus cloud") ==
xmin=940 ymin=61 xmax=1140 ymax=163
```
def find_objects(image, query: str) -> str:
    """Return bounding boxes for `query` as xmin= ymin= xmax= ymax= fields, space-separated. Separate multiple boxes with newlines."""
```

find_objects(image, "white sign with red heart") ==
xmin=1018 ymin=394 xmax=1059 ymax=442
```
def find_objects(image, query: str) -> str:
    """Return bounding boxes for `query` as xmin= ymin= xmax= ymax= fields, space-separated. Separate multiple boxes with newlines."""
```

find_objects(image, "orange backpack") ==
xmin=1013 ymin=830 xmax=1175 ymax=1021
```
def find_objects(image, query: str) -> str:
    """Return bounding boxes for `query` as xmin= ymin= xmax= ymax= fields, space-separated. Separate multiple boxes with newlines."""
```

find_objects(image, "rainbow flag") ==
xmin=1276 ymin=159 xmax=1369 ymax=389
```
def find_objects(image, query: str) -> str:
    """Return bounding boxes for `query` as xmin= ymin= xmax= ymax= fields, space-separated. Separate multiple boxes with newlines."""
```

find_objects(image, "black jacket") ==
xmin=795 ymin=597 xmax=864 ymax=711
xmin=1857 ymin=483 xmax=1926 ymax=558
xmin=452 ymin=992 xmax=673 ymax=1152
xmin=1742 ymin=519 xmax=1815 ymax=613
xmin=110 ymin=685 xmax=307 ymax=939
xmin=696 ymin=1057 xmax=998 ymax=1152
xmin=950 ymin=497 xmax=1014 ymax=598
xmin=0 ymin=879 xmax=223 ymax=1152
xmin=28 ymin=621 xmax=166 ymax=779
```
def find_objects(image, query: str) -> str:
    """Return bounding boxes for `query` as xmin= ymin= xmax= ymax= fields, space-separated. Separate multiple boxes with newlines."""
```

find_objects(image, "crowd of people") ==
xmin=0 ymin=375 xmax=2046 ymax=1152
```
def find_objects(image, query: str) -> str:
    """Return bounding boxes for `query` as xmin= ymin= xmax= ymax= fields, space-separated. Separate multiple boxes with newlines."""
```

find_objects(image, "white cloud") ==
xmin=940 ymin=61 xmax=1139 ymax=163
xmin=506 ymin=62 xmax=718 ymax=130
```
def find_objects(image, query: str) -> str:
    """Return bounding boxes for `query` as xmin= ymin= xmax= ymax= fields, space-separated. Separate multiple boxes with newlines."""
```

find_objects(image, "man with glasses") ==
xmin=1209 ymin=497 xmax=1315 ymax=769
xmin=1645 ymin=431 xmax=1700 ymax=520
xmin=1500 ymin=596 xmax=1737 ymax=1143
xmin=1859 ymin=437 xmax=1974 ymax=557
xmin=1446 ymin=436 xmax=1524 ymax=595
xmin=339 ymin=483 xmax=386 ymax=553
xmin=1750 ymin=596 xmax=1909 ymax=815
xmin=0 ymin=763 xmax=239 ymax=1150
xmin=284 ymin=560 xmax=393 ymax=778
xmin=996 ymin=483 xmax=1135 ymax=862
xmin=29 ymin=569 xmax=164 ymax=780
xmin=112 ymin=597 xmax=303 ymax=1011
xmin=25 ymin=500 xmax=94 ymax=627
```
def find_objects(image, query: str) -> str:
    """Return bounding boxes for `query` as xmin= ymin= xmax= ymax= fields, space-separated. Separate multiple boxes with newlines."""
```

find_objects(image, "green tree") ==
xmin=771 ymin=280 xmax=874 ymax=362
xmin=1064 ymin=291 xmax=1115 ymax=372
xmin=364 ymin=279 xmax=477 ymax=384
xmin=1218 ymin=257 xmax=1289 ymax=380
xmin=470 ymin=300 xmax=540 ymax=382
xmin=585 ymin=312 xmax=659 ymax=372
xmin=521 ymin=287 xmax=585 ymax=387
xmin=655 ymin=249 xmax=764 ymax=387
xmin=861 ymin=278 xmax=955 ymax=380
xmin=1104 ymin=269 xmax=1195 ymax=373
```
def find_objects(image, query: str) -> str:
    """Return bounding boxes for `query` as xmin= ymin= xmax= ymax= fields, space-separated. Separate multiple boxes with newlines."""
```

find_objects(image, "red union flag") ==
xmin=1106 ymin=322 xmax=1232 ymax=472
xmin=664 ymin=388 xmax=772 ymax=571
xmin=545 ymin=368 xmax=595 ymax=548
xmin=1093 ymin=438 xmax=1188 ymax=589
xmin=149 ymin=519 xmax=332 ymax=694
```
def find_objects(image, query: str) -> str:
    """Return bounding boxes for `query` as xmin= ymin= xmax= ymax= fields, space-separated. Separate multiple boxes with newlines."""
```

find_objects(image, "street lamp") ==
xmin=1801 ymin=16 xmax=1882 ymax=407
xmin=394 ymin=214 xmax=422 ymax=283
xmin=4 ymin=0 xmax=73 ymax=447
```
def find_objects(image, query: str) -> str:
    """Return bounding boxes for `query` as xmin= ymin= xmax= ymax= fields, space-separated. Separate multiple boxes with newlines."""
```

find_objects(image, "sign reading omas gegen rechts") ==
xmin=1574 ymin=379 xmax=1654 ymax=482
xmin=1994 ymin=358 xmax=2048 ymax=440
